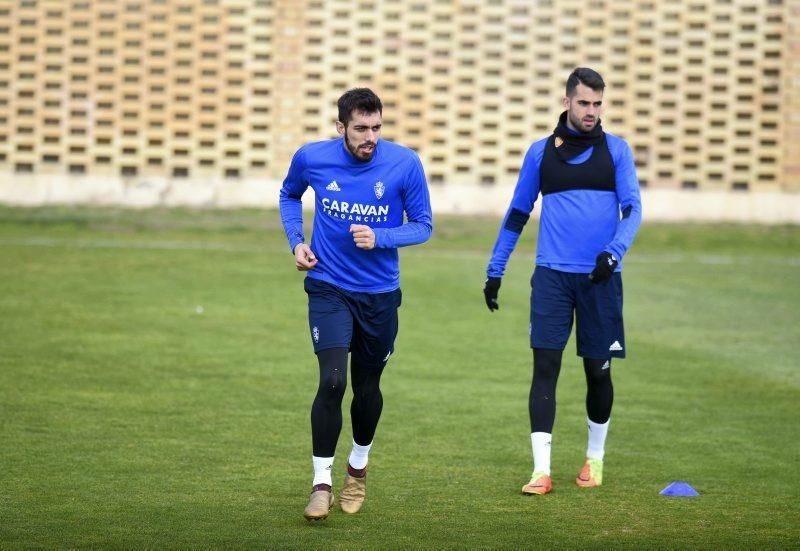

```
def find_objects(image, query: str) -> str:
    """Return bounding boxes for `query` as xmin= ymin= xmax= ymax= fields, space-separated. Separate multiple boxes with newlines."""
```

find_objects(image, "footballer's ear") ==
xmin=562 ymin=96 xmax=570 ymax=109
xmin=336 ymin=121 xmax=345 ymax=136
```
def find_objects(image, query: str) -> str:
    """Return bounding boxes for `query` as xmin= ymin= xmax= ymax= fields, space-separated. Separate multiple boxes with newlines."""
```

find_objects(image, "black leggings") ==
xmin=529 ymin=348 xmax=614 ymax=433
xmin=311 ymin=347 xmax=386 ymax=457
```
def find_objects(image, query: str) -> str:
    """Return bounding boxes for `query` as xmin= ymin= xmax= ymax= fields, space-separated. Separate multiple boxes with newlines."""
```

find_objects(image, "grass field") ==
xmin=1 ymin=205 xmax=798 ymax=548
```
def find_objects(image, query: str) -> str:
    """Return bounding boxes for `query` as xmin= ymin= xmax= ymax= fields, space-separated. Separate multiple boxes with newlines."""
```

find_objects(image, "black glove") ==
xmin=483 ymin=277 xmax=501 ymax=311
xmin=589 ymin=252 xmax=618 ymax=284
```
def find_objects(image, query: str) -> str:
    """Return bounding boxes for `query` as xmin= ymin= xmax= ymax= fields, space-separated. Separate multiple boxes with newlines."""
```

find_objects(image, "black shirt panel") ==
xmin=539 ymin=135 xmax=617 ymax=196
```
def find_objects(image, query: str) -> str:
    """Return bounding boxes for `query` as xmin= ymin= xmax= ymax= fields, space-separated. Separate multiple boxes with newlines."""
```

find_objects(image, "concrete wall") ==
xmin=2 ymin=1 xmax=797 ymax=193
xmin=0 ymin=173 xmax=798 ymax=224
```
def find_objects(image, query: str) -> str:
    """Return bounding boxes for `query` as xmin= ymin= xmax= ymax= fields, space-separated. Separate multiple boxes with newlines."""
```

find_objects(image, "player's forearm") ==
xmin=373 ymin=220 xmax=432 ymax=248
xmin=486 ymin=203 xmax=531 ymax=277
xmin=486 ymin=228 xmax=522 ymax=278
xmin=606 ymin=202 xmax=642 ymax=260
xmin=279 ymin=194 xmax=305 ymax=252
xmin=605 ymin=141 xmax=643 ymax=260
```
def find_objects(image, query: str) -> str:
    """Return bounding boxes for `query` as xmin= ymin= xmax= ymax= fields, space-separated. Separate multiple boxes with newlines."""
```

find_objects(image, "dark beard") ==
xmin=568 ymin=110 xmax=597 ymax=133
xmin=344 ymin=136 xmax=375 ymax=162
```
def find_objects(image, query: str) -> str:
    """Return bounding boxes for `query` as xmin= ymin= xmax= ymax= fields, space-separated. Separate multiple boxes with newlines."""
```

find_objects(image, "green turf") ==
xmin=1 ymin=206 xmax=798 ymax=548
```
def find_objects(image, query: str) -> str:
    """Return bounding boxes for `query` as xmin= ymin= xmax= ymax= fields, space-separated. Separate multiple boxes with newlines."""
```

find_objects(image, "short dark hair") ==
xmin=566 ymin=68 xmax=605 ymax=96
xmin=337 ymin=88 xmax=383 ymax=126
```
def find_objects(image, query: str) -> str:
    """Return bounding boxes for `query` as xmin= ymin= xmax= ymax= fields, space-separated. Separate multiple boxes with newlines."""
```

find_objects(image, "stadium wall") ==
xmin=0 ymin=173 xmax=798 ymax=225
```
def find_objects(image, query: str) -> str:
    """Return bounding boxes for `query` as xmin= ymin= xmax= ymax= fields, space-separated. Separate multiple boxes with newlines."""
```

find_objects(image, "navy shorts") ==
xmin=530 ymin=266 xmax=625 ymax=359
xmin=304 ymin=277 xmax=402 ymax=367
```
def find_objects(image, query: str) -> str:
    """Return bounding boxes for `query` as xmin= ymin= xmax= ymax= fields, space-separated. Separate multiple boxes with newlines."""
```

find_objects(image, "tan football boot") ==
xmin=339 ymin=473 xmax=367 ymax=513
xmin=303 ymin=489 xmax=334 ymax=521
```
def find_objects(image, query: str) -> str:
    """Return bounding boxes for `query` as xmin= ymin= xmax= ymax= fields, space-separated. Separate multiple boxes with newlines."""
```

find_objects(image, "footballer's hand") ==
xmin=294 ymin=243 xmax=318 ymax=271
xmin=589 ymin=251 xmax=618 ymax=284
xmin=350 ymin=224 xmax=376 ymax=250
xmin=483 ymin=277 xmax=501 ymax=312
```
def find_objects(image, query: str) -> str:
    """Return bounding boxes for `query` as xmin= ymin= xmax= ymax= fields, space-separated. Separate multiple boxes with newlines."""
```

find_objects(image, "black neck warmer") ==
xmin=552 ymin=111 xmax=605 ymax=161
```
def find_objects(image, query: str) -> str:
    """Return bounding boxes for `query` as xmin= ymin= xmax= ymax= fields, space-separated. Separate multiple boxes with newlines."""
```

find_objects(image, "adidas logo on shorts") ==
xmin=609 ymin=341 xmax=623 ymax=352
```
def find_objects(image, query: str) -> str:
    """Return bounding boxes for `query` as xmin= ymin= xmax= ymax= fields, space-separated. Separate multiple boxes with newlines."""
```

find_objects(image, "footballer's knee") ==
xmin=320 ymin=370 xmax=346 ymax=398
xmin=533 ymin=348 xmax=563 ymax=380
xmin=316 ymin=347 xmax=348 ymax=399
xmin=583 ymin=358 xmax=612 ymax=387
xmin=351 ymin=373 xmax=382 ymax=403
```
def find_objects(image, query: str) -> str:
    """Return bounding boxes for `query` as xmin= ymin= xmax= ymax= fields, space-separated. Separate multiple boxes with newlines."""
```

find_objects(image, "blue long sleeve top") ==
xmin=280 ymin=138 xmax=433 ymax=293
xmin=487 ymin=131 xmax=642 ymax=277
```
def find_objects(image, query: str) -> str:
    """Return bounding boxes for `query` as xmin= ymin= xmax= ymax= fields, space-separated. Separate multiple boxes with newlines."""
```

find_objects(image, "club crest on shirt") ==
xmin=374 ymin=181 xmax=385 ymax=200
xmin=555 ymin=136 xmax=564 ymax=148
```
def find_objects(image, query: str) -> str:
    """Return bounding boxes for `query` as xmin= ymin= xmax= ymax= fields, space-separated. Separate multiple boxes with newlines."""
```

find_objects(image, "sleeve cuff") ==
xmin=373 ymin=228 xmax=389 ymax=248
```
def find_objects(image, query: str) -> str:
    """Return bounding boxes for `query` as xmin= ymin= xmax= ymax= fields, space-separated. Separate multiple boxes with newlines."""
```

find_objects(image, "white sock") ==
xmin=312 ymin=455 xmax=334 ymax=487
xmin=586 ymin=417 xmax=610 ymax=460
xmin=531 ymin=432 xmax=552 ymax=475
xmin=348 ymin=440 xmax=372 ymax=470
